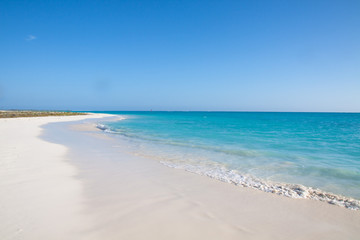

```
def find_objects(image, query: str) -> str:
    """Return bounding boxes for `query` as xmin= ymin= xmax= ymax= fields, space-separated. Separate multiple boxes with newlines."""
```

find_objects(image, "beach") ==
xmin=1 ymin=114 xmax=360 ymax=240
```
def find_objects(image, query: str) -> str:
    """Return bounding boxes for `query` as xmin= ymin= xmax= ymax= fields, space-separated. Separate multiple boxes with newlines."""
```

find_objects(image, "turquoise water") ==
xmin=95 ymin=111 xmax=360 ymax=201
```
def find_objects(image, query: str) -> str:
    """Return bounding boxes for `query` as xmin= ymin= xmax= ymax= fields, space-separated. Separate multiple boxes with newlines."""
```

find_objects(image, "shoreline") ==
xmin=159 ymin=160 xmax=360 ymax=210
xmin=1 ymin=115 xmax=360 ymax=239
xmin=0 ymin=114 xmax=113 ymax=240
xmin=97 ymin=121 xmax=360 ymax=210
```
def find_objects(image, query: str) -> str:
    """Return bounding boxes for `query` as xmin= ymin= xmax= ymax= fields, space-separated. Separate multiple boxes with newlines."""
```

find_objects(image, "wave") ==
xmin=96 ymin=123 xmax=360 ymax=210
xmin=160 ymin=161 xmax=360 ymax=210
xmin=96 ymin=123 xmax=120 ymax=133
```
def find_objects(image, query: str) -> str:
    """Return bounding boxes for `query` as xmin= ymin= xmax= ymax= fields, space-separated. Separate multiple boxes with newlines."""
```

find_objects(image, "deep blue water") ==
xmin=93 ymin=111 xmax=360 ymax=199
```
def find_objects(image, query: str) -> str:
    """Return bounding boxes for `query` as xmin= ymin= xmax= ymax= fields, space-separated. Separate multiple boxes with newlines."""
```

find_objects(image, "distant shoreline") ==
xmin=0 ymin=110 xmax=87 ymax=118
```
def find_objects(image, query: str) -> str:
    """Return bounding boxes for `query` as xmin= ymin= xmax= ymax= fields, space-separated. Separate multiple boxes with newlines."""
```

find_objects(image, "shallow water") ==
xmin=94 ymin=111 xmax=360 ymax=204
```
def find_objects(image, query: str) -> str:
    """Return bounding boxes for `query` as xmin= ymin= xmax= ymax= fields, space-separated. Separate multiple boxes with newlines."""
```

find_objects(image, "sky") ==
xmin=0 ymin=0 xmax=359 ymax=111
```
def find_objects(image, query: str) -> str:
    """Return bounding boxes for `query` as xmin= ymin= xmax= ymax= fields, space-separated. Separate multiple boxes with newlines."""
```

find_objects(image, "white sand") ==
xmin=0 ymin=114 xmax=110 ymax=240
xmin=1 ymin=115 xmax=360 ymax=240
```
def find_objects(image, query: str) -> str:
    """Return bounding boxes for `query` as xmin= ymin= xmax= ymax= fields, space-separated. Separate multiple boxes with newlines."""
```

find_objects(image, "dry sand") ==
xmin=0 ymin=114 xmax=110 ymax=240
xmin=1 ymin=115 xmax=360 ymax=240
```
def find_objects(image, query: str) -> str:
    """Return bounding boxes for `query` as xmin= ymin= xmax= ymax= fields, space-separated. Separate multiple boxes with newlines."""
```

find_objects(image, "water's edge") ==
xmin=96 ymin=123 xmax=360 ymax=210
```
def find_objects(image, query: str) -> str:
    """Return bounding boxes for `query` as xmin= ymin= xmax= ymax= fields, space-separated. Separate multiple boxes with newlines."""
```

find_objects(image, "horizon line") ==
xmin=3 ymin=109 xmax=360 ymax=114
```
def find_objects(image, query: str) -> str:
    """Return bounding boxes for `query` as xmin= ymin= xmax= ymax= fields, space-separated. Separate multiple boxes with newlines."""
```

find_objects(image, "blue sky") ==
xmin=0 ymin=0 xmax=359 ymax=111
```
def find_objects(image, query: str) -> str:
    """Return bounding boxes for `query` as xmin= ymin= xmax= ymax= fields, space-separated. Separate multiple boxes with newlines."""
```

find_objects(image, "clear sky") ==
xmin=0 ymin=0 xmax=359 ymax=111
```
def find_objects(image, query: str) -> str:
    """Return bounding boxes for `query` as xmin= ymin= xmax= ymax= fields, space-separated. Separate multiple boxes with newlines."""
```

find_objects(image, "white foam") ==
xmin=160 ymin=161 xmax=360 ymax=210
xmin=96 ymin=118 xmax=126 ymax=133
xmin=96 ymin=122 xmax=360 ymax=211
xmin=96 ymin=124 xmax=108 ymax=131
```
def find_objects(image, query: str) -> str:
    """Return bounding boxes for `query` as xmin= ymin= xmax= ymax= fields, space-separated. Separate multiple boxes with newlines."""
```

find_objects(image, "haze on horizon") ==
xmin=0 ymin=0 xmax=359 ymax=112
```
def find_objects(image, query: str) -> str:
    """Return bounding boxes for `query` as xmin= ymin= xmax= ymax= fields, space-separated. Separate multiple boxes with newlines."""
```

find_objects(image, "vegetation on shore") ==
xmin=0 ymin=110 xmax=87 ymax=118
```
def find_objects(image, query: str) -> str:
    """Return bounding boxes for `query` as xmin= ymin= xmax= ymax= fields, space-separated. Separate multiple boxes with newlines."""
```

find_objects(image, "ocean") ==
xmin=94 ymin=111 xmax=360 ymax=209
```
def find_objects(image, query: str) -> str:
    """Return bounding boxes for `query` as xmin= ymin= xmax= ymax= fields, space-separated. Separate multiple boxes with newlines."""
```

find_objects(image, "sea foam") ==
xmin=160 ymin=161 xmax=360 ymax=210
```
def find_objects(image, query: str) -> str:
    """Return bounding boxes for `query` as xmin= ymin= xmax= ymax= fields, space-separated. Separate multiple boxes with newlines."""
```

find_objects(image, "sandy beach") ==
xmin=0 ymin=114 xmax=110 ymax=240
xmin=1 ymin=114 xmax=360 ymax=240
